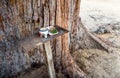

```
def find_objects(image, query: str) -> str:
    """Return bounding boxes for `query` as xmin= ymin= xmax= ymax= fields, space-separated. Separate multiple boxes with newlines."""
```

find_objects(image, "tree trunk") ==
xmin=0 ymin=0 xmax=113 ymax=78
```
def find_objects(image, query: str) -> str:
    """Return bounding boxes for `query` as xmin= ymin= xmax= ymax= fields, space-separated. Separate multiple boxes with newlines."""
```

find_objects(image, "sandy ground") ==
xmin=80 ymin=0 xmax=120 ymax=48
xmin=80 ymin=0 xmax=120 ymax=32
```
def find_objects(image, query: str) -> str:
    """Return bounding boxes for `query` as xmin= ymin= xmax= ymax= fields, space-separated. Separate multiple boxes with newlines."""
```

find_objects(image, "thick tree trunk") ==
xmin=0 ymin=0 xmax=113 ymax=78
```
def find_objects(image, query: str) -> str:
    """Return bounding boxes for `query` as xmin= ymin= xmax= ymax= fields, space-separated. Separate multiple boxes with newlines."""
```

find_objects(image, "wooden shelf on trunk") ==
xmin=18 ymin=25 xmax=69 ymax=52
xmin=18 ymin=25 xmax=69 ymax=78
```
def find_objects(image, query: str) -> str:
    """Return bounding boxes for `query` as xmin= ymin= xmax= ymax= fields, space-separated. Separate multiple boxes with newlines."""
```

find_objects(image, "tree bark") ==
xmin=0 ymin=0 xmax=113 ymax=78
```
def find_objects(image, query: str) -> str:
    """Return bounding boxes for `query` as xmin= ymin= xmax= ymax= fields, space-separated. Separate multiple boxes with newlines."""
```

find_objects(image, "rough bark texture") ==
xmin=0 ymin=0 xmax=111 ymax=78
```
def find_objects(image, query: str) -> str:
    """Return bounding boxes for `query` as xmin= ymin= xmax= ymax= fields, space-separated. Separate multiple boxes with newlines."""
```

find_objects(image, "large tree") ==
xmin=0 ymin=0 xmax=112 ymax=78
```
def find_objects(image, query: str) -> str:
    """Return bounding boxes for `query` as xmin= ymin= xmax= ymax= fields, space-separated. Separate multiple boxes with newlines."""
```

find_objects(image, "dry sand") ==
xmin=80 ymin=0 xmax=120 ymax=32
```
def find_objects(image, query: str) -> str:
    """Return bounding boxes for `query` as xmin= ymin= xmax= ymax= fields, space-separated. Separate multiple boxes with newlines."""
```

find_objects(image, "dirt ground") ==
xmin=73 ymin=48 xmax=120 ymax=78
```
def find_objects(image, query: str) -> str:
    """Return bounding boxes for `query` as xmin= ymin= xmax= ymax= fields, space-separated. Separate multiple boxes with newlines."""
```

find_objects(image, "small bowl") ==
xmin=40 ymin=28 xmax=48 ymax=32
xmin=39 ymin=27 xmax=49 ymax=38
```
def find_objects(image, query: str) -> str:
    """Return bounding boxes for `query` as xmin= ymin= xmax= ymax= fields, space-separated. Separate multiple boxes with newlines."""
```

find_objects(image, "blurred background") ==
xmin=80 ymin=0 xmax=120 ymax=32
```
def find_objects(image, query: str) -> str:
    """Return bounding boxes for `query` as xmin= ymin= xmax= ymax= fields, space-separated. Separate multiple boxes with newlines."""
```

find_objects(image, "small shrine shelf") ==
xmin=18 ymin=25 xmax=69 ymax=78
xmin=18 ymin=25 xmax=69 ymax=52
